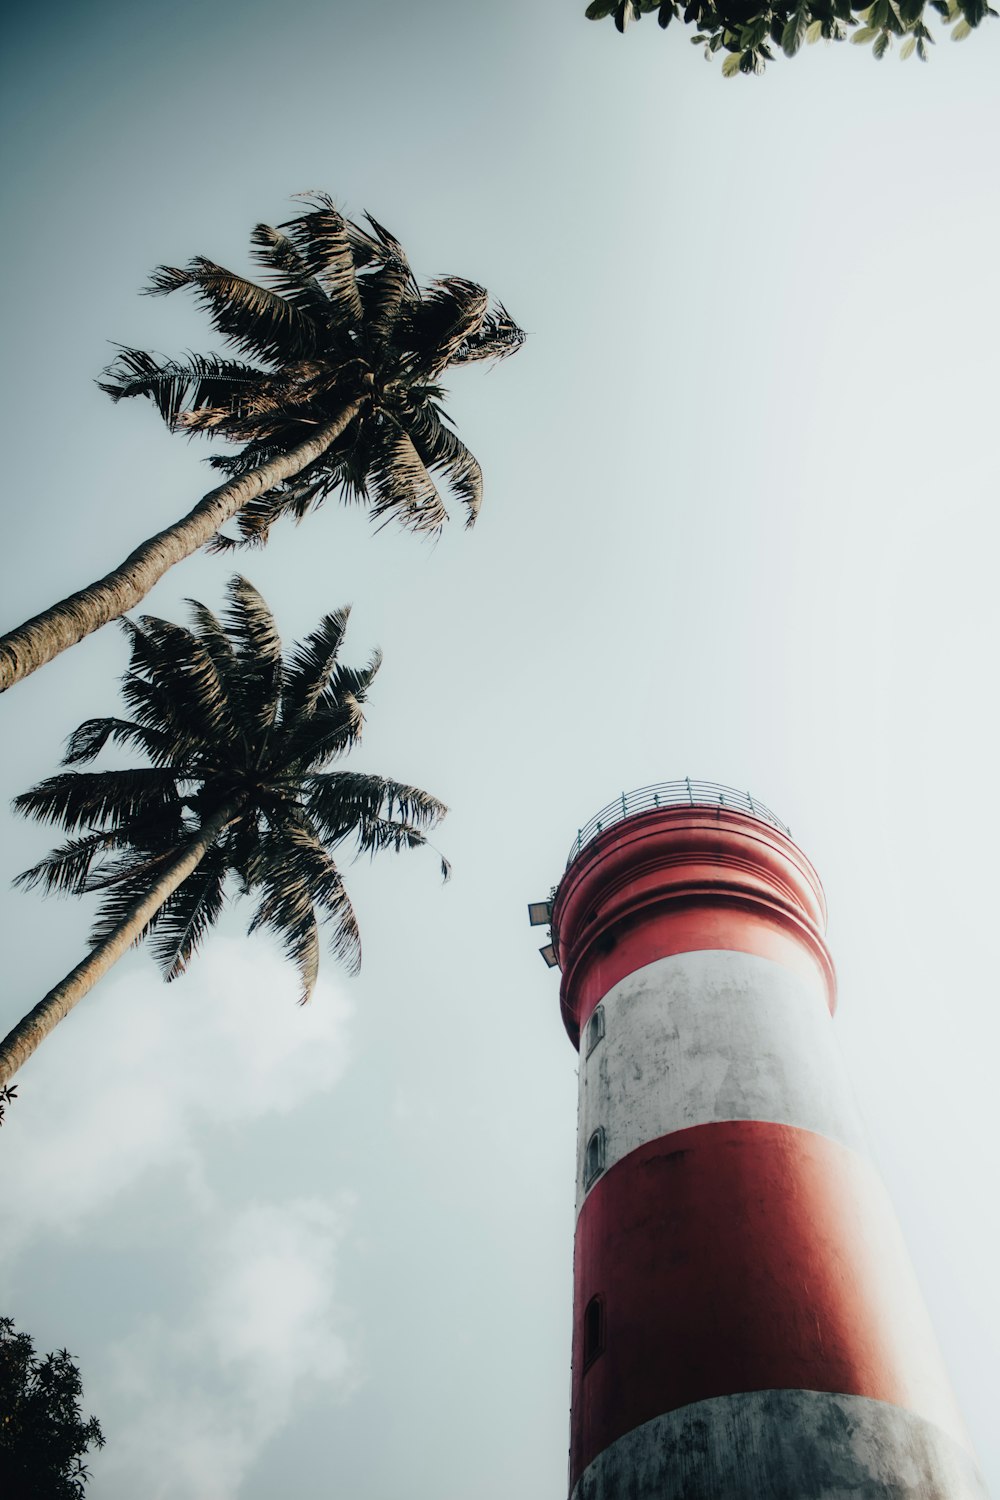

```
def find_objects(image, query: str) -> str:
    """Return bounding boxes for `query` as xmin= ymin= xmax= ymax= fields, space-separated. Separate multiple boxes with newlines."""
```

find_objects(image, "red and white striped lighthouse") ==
xmin=537 ymin=782 xmax=989 ymax=1500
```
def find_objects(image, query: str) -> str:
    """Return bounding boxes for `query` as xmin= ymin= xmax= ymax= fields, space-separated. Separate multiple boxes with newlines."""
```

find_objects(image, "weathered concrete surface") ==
xmin=570 ymin=1390 xmax=990 ymax=1500
xmin=576 ymin=948 xmax=866 ymax=1211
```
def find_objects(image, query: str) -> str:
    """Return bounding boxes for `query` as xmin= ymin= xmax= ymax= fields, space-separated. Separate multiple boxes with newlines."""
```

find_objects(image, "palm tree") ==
xmin=0 ymin=195 xmax=524 ymax=693
xmin=0 ymin=576 xmax=449 ymax=1093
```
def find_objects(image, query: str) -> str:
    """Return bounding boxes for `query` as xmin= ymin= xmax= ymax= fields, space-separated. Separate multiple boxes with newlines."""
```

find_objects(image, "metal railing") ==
xmin=566 ymin=779 xmax=790 ymax=868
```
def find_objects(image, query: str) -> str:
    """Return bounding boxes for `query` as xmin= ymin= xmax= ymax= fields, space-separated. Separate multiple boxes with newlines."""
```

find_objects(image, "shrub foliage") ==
xmin=0 ymin=1318 xmax=104 ymax=1499
xmin=586 ymin=0 xmax=994 ymax=73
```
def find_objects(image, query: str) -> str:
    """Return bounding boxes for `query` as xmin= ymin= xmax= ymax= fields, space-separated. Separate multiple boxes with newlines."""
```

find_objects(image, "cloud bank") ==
xmin=0 ymin=938 xmax=357 ymax=1496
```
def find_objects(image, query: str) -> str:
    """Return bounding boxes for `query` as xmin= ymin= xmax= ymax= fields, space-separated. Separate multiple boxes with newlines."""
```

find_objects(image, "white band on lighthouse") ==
xmin=576 ymin=947 xmax=866 ymax=1214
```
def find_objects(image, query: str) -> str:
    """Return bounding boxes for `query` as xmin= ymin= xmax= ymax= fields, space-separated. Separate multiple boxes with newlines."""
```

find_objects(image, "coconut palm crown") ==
xmin=103 ymin=194 xmax=525 ymax=548
xmin=0 ymin=194 xmax=524 ymax=693
xmin=0 ymin=577 xmax=448 ymax=1095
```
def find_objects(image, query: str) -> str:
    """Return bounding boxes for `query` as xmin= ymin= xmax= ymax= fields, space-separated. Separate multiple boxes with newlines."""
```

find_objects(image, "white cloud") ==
xmin=0 ymin=937 xmax=359 ymax=1496
xmin=94 ymin=1198 xmax=356 ymax=1499
xmin=0 ymin=937 xmax=353 ymax=1254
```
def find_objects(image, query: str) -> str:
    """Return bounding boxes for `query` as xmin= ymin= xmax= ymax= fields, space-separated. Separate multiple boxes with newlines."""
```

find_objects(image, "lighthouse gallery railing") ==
xmin=566 ymin=779 xmax=790 ymax=869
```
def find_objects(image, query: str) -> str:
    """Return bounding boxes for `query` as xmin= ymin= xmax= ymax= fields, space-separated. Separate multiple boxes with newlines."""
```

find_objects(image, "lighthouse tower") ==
xmin=534 ymin=782 xmax=988 ymax=1500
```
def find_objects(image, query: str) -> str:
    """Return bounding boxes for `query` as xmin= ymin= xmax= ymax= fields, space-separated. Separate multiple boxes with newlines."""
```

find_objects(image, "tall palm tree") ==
xmin=0 ymin=576 xmax=449 ymax=1093
xmin=0 ymin=195 xmax=524 ymax=693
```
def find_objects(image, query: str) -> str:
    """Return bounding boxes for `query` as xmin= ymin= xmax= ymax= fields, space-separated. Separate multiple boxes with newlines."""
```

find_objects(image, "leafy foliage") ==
xmin=585 ymin=0 xmax=994 ymax=73
xmin=99 ymin=195 xmax=524 ymax=548
xmin=0 ymin=1317 xmax=104 ymax=1499
xmin=14 ymin=578 xmax=448 ymax=1000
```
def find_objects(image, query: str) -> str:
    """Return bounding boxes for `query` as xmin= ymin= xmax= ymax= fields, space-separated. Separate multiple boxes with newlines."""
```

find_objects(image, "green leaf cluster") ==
xmin=585 ymin=0 xmax=993 ymax=70
xmin=0 ymin=1317 xmax=104 ymax=1499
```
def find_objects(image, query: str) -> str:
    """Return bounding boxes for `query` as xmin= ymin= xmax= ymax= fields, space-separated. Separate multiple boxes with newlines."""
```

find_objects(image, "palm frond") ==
xmin=280 ymin=607 xmax=351 ymax=722
xmin=362 ymin=213 xmax=413 ymax=275
xmin=129 ymin=614 xmax=238 ymax=746
xmin=14 ymin=824 xmax=166 ymax=897
xmin=63 ymin=717 xmax=173 ymax=768
xmin=117 ymin=674 xmax=211 ymax=766
xmin=245 ymin=842 xmax=321 ymax=1000
xmin=222 ymin=577 xmax=283 ymax=735
xmin=204 ymin=434 xmax=296 ymax=478
xmin=326 ymin=649 xmax=383 ymax=708
xmin=270 ymin=699 xmax=365 ymax=774
xmin=406 ymin=407 xmax=484 ymax=527
xmin=13 ymin=769 xmax=182 ymax=833
xmin=450 ymin=301 xmax=526 ymax=366
xmin=404 ymin=277 xmax=490 ymax=377
xmin=359 ymin=256 xmax=415 ymax=355
xmin=183 ymin=600 xmax=242 ymax=696
xmin=349 ymin=815 xmax=451 ymax=882
xmin=248 ymin=222 xmax=336 ymax=319
xmin=304 ymin=772 xmax=447 ymax=842
xmin=148 ymin=845 xmax=228 ymax=979
xmin=279 ymin=200 xmax=363 ymax=328
xmin=145 ymin=258 xmax=318 ymax=364
xmin=368 ymin=425 xmax=449 ymax=533
xmin=98 ymin=347 xmax=270 ymax=430
xmin=219 ymin=478 xmax=327 ymax=551
xmin=87 ymin=854 xmax=177 ymax=949
xmin=247 ymin=821 xmax=360 ymax=992
xmin=119 ymin=614 xmax=222 ymax=753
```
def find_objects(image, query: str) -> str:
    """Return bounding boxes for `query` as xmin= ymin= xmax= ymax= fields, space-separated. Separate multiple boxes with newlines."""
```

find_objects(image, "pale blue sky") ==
xmin=2 ymin=1 xmax=999 ymax=1495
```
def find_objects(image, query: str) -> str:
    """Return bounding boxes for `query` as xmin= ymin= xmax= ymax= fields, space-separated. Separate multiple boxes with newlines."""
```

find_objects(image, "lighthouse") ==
xmin=532 ymin=782 xmax=989 ymax=1500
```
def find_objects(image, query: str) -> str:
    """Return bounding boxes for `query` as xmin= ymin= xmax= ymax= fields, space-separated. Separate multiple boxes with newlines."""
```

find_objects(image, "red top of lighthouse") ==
xmin=550 ymin=782 xmax=836 ymax=1047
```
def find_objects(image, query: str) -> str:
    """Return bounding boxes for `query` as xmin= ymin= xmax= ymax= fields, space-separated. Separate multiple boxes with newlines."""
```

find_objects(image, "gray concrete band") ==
xmin=570 ymin=1390 xmax=990 ymax=1500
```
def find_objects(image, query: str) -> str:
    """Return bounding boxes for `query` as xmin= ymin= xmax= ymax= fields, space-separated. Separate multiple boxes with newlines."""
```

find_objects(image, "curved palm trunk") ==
xmin=0 ymin=798 xmax=244 ymax=1089
xmin=0 ymin=403 xmax=362 ymax=694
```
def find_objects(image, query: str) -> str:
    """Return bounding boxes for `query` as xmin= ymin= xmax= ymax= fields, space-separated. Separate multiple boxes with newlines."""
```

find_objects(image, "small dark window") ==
xmin=585 ymin=1005 xmax=605 ymax=1058
xmin=584 ymin=1126 xmax=606 ymax=1188
xmin=583 ymin=1295 xmax=604 ymax=1368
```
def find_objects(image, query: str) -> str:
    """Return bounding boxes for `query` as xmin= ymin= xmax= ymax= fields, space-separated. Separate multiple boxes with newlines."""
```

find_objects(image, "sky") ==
xmin=1 ymin=0 xmax=999 ymax=1495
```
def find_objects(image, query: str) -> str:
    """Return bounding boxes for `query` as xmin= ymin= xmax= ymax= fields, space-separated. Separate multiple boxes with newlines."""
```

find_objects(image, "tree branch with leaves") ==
xmin=0 ymin=1317 xmax=104 ymax=1499
xmin=586 ymin=0 xmax=994 ymax=73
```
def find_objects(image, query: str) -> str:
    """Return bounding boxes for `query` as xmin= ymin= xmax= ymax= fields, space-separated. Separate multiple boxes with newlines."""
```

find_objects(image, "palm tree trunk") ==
xmin=0 ymin=403 xmax=363 ymax=694
xmin=0 ymin=798 xmax=245 ymax=1089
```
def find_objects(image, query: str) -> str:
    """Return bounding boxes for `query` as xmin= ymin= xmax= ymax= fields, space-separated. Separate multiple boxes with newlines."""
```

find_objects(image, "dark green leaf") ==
xmin=782 ymin=5 xmax=809 ymax=53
